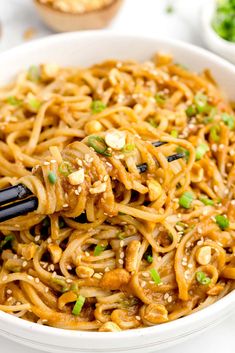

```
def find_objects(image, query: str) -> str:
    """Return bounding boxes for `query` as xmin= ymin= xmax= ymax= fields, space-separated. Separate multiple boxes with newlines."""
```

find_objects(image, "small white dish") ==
xmin=201 ymin=0 xmax=235 ymax=64
xmin=0 ymin=31 xmax=234 ymax=353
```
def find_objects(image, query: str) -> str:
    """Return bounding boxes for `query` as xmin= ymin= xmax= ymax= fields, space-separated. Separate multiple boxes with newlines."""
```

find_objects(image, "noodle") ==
xmin=0 ymin=54 xmax=234 ymax=332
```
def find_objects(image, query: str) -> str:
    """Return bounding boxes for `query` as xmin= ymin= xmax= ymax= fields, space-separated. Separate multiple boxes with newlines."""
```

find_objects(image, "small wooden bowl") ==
xmin=34 ymin=0 xmax=124 ymax=32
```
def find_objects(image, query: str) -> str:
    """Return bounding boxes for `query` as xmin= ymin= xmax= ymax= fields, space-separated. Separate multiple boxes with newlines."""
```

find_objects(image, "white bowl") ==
xmin=201 ymin=0 xmax=235 ymax=65
xmin=0 ymin=31 xmax=234 ymax=353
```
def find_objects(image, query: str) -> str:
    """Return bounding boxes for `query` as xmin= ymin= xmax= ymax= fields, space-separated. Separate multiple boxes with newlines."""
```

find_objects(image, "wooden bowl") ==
xmin=33 ymin=0 xmax=124 ymax=32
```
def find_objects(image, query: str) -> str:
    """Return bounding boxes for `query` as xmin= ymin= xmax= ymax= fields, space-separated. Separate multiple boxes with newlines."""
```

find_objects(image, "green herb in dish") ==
xmin=48 ymin=171 xmax=57 ymax=184
xmin=72 ymin=295 xmax=85 ymax=316
xmin=88 ymin=136 xmax=111 ymax=156
xmin=170 ymin=129 xmax=178 ymax=138
xmin=176 ymin=146 xmax=190 ymax=162
xmin=185 ymin=105 xmax=197 ymax=118
xmin=194 ymin=93 xmax=212 ymax=114
xmin=221 ymin=113 xmax=235 ymax=129
xmin=215 ymin=214 xmax=229 ymax=230
xmin=122 ymin=144 xmax=135 ymax=153
xmin=28 ymin=97 xmax=41 ymax=111
xmin=7 ymin=96 xmax=22 ymax=106
xmin=199 ymin=196 xmax=214 ymax=206
xmin=179 ymin=192 xmax=194 ymax=209
xmin=209 ymin=125 xmax=220 ymax=142
xmin=91 ymin=100 xmax=106 ymax=114
xmin=28 ymin=66 xmax=40 ymax=82
xmin=59 ymin=161 xmax=73 ymax=176
xmin=195 ymin=143 xmax=209 ymax=160
xmin=196 ymin=271 xmax=211 ymax=285
xmin=146 ymin=255 xmax=153 ymax=263
xmin=212 ymin=0 xmax=235 ymax=43
xmin=0 ymin=235 xmax=14 ymax=251
xmin=94 ymin=244 xmax=107 ymax=256
xmin=150 ymin=268 xmax=161 ymax=284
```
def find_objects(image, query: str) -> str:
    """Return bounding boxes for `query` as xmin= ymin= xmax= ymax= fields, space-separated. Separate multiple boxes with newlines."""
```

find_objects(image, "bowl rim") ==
xmin=34 ymin=0 xmax=123 ymax=17
xmin=0 ymin=30 xmax=234 ymax=341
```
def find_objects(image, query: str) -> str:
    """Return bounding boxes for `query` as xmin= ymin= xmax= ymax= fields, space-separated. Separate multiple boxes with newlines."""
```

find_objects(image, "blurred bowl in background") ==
xmin=201 ymin=0 xmax=235 ymax=65
xmin=33 ymin=0 xmax=123 ymax=32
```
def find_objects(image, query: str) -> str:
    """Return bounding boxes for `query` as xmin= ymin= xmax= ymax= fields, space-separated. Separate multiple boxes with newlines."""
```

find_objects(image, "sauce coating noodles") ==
xmin=0 ymin=54 xmax=234 ymax=331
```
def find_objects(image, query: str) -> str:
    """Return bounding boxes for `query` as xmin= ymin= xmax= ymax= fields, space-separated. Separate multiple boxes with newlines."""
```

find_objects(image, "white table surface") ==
xmin=0 ymin=0 xmax=234 ymax=352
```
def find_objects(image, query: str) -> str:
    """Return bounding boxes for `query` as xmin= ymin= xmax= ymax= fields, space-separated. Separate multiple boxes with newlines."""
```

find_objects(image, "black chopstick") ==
xmin=137 ymin=152 xmax=185 ymax=173
xmin=0 ymin=183 xmax=33 ymax=207
xmin=0 ymin=196 xmax=38 ymax=223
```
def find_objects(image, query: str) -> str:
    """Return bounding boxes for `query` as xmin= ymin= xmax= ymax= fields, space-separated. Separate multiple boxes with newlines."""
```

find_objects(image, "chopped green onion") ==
xmin=212 ymin=0 xmax=235 ymax=43
xmin=155 ymin=94 xmax=166 ymax=105
xmin=165 ymin=4 xmax=174 ymax=13
xmin=147 ymin=118 xmax=158 ymax=128
xmin=7 ymin=96 xmax=22 ymax=106
xmin=150 ymin=268 xmax=161 ymax=284
xmin=194 ymin=93 xmax=212 ymax=114
xmin=196 ymin=271 xmax=211 ymax=285
xmin=221 ymin=113 xmax=235 ymax=129
xmin=210 ymin=125 xmax=220 ymax=142
xmin=186 ymin=105 xmax=197 ymax=117
xmin=146 ymin=255 xmax=153 ymax=263
xmin=70 ymin=283 xmax=78 ymax=293
xmin=170 ymin=129 xmax=178 ymax=138
xmin=51 ymin=277 xmax=69 ymax=292
xmin=28 ymin=97 xmax=41 ymax=111
xmin=117 ymin=231 xmax=125 ymax=240
xmin=199 ymin=196 xmax=214 ymax=206
xmin=88 ymin=136 xmax=111 ymax=156
xmin=72 ymin=295 xmax=85 ymax=316
xmin=215 ymin=214 xmax=229 ymax=230
xmin=0 ymin=235 xmax=14 ymax=251
xmin=176 ymin=146 xmax=190 ymax=162
xmin=59 ymin=161 xmax=73 ymax=176
xmin=179 ymin=192 xmax=194 ymax=209
xmin=122 ymin=144 xmax=135 ymax=153
xmin=48 ymin=171 xmax=57 ymax=184
xmin=27 ymin=65 xmax=40 ymax=82
xmin=195 ymin=143 xmax=209 ymax=160
xmin=94 ymin=244 xmax=107 ymax=256
xmin=91 ymin=100 xmax=106 ymax=114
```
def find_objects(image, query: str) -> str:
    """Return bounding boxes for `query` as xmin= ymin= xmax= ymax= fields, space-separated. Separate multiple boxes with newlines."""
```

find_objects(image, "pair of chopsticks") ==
xmin=0 ymin=141 xmax=184 ymax=223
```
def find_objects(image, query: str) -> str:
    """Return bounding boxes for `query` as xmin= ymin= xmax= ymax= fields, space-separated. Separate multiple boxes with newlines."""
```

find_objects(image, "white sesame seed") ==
xmin=164 ymin=293 xmax=169 ymax=300
xmin=52 ymin=271 xmax=56 ymax=278
xmin=103 ymin=175 xmax=109 ymax=182
xmin=118 ymin=259 xmax=124 ymax=265
xmin=213 ymin=185 xmax=219 ymax=193
xmin=6 ymin=289 xmax=12 ymax=295
xmin=35 ymin=278 xmax=40 ymax=283
xmin=27 ymin=275 xmax=33 ymax=281
xmin=7 ymin=296 xmax=13 ymax=302
xmin=85 ymin=251 xmax=90 ymax=257
xmin=43 ymin=161 xmax=50 ymax=166
xmin=93 ymin=273 xmax=102 ymax=279
xmin=120 ymin=240 xmax=124 ymax=247
xmin=22 ymin=261 xmax=28 ymax=268
xmin=66 ymin=265 xmax=72 ymax=270
xmin=50 ymin=159 xmax=57 ymax=164
xmin=188 ymin=263 xmax=193 ymax=269
xmin=120 ymin=252 xmax=125 ymax=259
xmin=66 ymin=278 xmax=72 ymax=283
xmin=63 ymin=204 xmax=69 ymax=208
xmin=167 ymin=296 xmax=173 ymax=303
xmin=44 ymin=287 xmax=49 ymax=293
xmin=135 ymin=316 xmax=141 ymax=321
xmin=35 ymin=235 xmax=40 ymax=242
xmin=142 ymin=272 xmax=150 ymax=278
xmin=104 ymin=267 xmax=110 ymax=272
xmin=47 ymin=237 xmax=52 ymax=244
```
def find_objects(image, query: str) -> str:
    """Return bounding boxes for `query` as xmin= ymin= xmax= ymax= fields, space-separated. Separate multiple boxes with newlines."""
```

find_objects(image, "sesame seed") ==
xmin=85 ymin=251 xmax=90 ymax=257
xmin=63 ymin=204 xmax=69 ymax=208
xmin=13 ymin=254 xmax=18 ymax=259
xmin=188 ymin=263 xmax=193 ymax=269
xmin=198 ymin=227 xmax=203 ymax=234
xmin=103 ymin=175 xmax=109 ymax=182
xmin=66 ymin=278 xmax=72 ymax=283
xmin=120 ymin=241 xmax=124 ymax=247
xmin=7 ymin=297 xmax=13 ymax=302
xmin=118 ymin=259 xmax=124 ymax=265
xmin=22 ymin=261 xmax=28 ymax=268
xmin=15 ymin=301 xmax=21 ymax=305
xmin=104 ymin=267 xmax=110 ymax=272
xmin=43 ymin=161 xmax=50 ymax=166
xmin=67 ymin=265 xmax=72 ymax=270
xmin=44 ymin=287 xmax=49 ymax=293
xmin=164 ymin=293 xmax=169 ymax=300
xmin=93 ymin=273 xmax=102 ymax=279
xmin=2 ymin=276 xmax=8 ymax=281
xmin=140 ymin=281 xmax=146 ymax=288
xmin=27 ymin=275 xmax=33 ymax=280
xmin=213 ymin=185 xmax=218 ymax=193
xmin=35 ymin=278 xmax=40 ymax=283
xmin=167 ymin=296 xmax=173 ymax=303
xmin=47 ymin=237 xmax=52 ymax=244
xmin=135 ymin=316 xmax=141 ymax=321
xmin=6 ymin=289 xmax=12 ymax=295
xmin=120 ymin=252 xmax=125 ymax=259
xmin=35 ymin=235 xmax=40 ymax=242
xmin=52 ymin=272 xmax=56 ymax=278
xmin=50 ymin=159 xmax=57 ymax=164
xmin=142 ymin=272 xmax=150 ymax=278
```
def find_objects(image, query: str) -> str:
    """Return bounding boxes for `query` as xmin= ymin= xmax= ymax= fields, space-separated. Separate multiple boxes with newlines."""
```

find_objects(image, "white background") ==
xmin=0 ymin=0 xmax=234 ymax=352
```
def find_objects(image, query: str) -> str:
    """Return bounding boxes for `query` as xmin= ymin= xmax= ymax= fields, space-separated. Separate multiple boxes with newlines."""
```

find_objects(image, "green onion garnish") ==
xmin=176 ymin=146 xmax=190 ymax=162
xmin=210 ymin=125 xmax=220 ymax=142
xmin=170 ymin=129 xmax=178 ymax=138
xmin=94 ymin=244 xmax=107 ymax=256
xmin=51 ymin=277 xmax=69 ymax=292
xmin=27 ymin=65 xmax=40 ymax=82
xmin=155 ymin=94 xmax=166 ymax=105
xmin=199 ymin=196 xmax=214 ymax=206
xmin=146 ymin=255 xmax=153 ymax=263
xmin=215 ymin=214 xmax=229 ymax=230
xmin=221 ymin=113 xmax=235 ymax=130
xmin=147 ymin=118 xmax=158 ymax=128
xmin=48 ymin=171 xmax=57 ymax=184
xmin=0 ymin=235 xmax=14 ymax=251
xmin=195 ymin=143 xmax=209 ymax=160
xmin=212 ymin=0 xmax=235 ymax=43
xmin=165 ymin=4 xmax=174 ymax=13
xmin=179 ymin=192 xmax=194 ymax=209
xmin=88 ymin=136 xmax=111 ymax=156
xmin=28 ymin=97 xmax=41 ymax=111
xmin=72 ymin=295 xmax=85 ymax=316
xmin=59 ymin=161 xmax=73 ymax=176
xmin=7 ymin=96 xmax=22 ymax=106
xmin=194 ymin=93 xmax=212 ymax=114
xmin=122 ymin=144 xmax=135 ymax=153
xmin=91 ymin=100 xmax=106 ymax=114
xmin=196 ymin=271 xmax=211 ymax=285
xmin=186 ymin=105 xmax=197 ymax=117
xmin=150 ymin=268 xmax=161 ymax=284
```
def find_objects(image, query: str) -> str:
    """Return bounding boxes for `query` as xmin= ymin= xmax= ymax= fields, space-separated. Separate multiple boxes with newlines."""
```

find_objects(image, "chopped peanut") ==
xmin=125 ymin=240 xmax=141 ymax=272
xmin=76 ymin=265 xmax=94 ymax=278
xmin=89 ymin=181 xmax=106 ymax=194
xmin=196 ymin=246 xmax=212 ymax=265
xmin=40 ymin=63 xmax=59 ymax=81
xmin=105 ymin=130 xmax=126 ymax=150
xmin=100 ymin=268 xmax=130 ymax=290
xmin=47 ymin=243 xmax=62 ymax=264
xmin=140 ymin=303 xmax=168 ymax=324
xmin=84 ymin=120 xmax=103 ymax=135
xmin=146 ymin=179 xmax=162 ymax=201
xmin=18 ymin=242 xmax=37 ymax=260
xmin=207 ymin=284 xmax=224 ymax=296
xmin=99 ymin=321 xmax=121 ymax=332
xmin=68 ymin=169 xmax=84 ymax=185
